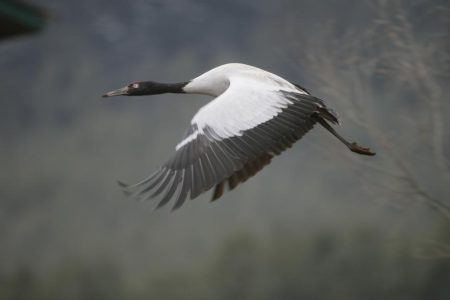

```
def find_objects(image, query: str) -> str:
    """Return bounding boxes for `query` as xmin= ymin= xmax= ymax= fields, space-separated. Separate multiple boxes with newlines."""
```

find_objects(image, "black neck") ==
xmin=134 ymin=81 xmax=189 ymax=95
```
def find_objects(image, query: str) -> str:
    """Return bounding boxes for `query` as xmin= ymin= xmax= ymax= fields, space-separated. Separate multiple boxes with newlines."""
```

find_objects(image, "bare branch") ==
xmin=285 ymin=0 xmax=450 ymax=222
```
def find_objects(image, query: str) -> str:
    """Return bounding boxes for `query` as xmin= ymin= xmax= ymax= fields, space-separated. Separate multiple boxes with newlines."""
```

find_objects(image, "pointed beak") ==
xmin=102 ymin=86 xmax=129 ymax=98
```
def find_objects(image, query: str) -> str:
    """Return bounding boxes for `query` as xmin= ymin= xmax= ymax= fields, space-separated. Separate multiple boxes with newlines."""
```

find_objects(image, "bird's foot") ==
xmin=349 ymin=142 xmax=376 ymax=156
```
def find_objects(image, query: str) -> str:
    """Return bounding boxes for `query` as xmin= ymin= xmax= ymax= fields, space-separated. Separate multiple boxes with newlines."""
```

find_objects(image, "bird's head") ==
xmin=102 ymin=81 xmax=188 ymax=97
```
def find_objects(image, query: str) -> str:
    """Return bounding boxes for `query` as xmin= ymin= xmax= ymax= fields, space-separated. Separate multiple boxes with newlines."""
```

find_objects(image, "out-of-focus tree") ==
xmin=205 ymin=228 xmax=450 ymax=300
xmin=1 ymin=227 xmax=449 ymax=299
xmin=285 ymin=0 xmax=450 ymax=255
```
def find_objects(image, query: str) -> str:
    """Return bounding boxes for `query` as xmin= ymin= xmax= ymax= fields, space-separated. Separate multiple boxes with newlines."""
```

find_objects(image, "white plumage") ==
xmin=103 ymin=63 xmax=375 ymax=210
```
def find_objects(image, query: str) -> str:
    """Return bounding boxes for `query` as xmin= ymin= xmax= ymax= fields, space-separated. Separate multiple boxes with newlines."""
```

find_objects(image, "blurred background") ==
xmin=1 ymin=0 xmax=449 ymax=299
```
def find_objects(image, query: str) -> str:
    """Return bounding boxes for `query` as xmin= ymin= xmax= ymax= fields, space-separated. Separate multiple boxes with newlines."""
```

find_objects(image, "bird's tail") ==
xmin=317 ymin=107 xmax=340 ymax=125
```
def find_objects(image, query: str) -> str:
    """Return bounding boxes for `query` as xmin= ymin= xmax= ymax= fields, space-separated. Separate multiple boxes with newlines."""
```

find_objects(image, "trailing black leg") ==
xmin=314 ymin=115 xmax=375 ymax=156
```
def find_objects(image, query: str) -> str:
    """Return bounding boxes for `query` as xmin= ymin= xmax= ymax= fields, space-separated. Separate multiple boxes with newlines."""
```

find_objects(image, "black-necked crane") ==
xmin=103 ymin=63 xmax=375 ymax=210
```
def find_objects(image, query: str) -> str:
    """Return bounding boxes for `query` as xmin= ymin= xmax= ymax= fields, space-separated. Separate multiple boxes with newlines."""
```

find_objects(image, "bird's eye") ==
xmin=132 ymin=83 xmax=139 ymax=88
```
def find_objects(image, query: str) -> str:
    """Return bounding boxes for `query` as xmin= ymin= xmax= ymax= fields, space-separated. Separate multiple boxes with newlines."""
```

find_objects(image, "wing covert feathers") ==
xmin=119 ymin=92 xmax=337 ymax=210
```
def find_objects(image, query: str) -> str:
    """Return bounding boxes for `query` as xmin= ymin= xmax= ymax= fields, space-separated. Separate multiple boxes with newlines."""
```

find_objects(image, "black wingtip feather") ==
xmin=117 ymin=181 xmax=134 ymax=196
xmin=211 ymin=181 xmax=225 ymax=201
xmin=117 ymin=180 xmax=129 ymax=188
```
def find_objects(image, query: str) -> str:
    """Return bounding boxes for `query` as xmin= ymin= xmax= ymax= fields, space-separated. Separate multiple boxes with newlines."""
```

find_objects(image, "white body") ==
xmin=119 ymin=63 xmax=348 ymax=210
xmin=177 ymin=63 xmax=310 ymax=148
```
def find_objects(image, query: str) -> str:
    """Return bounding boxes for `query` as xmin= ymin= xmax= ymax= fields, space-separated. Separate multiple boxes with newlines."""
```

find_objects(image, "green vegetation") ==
xmin=1 ymin=226 xmax=449 ymax=300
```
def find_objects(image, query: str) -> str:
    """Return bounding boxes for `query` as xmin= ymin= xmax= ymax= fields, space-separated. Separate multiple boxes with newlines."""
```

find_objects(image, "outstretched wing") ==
xmin=120 ymin=76 xmax=328 ymax=210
